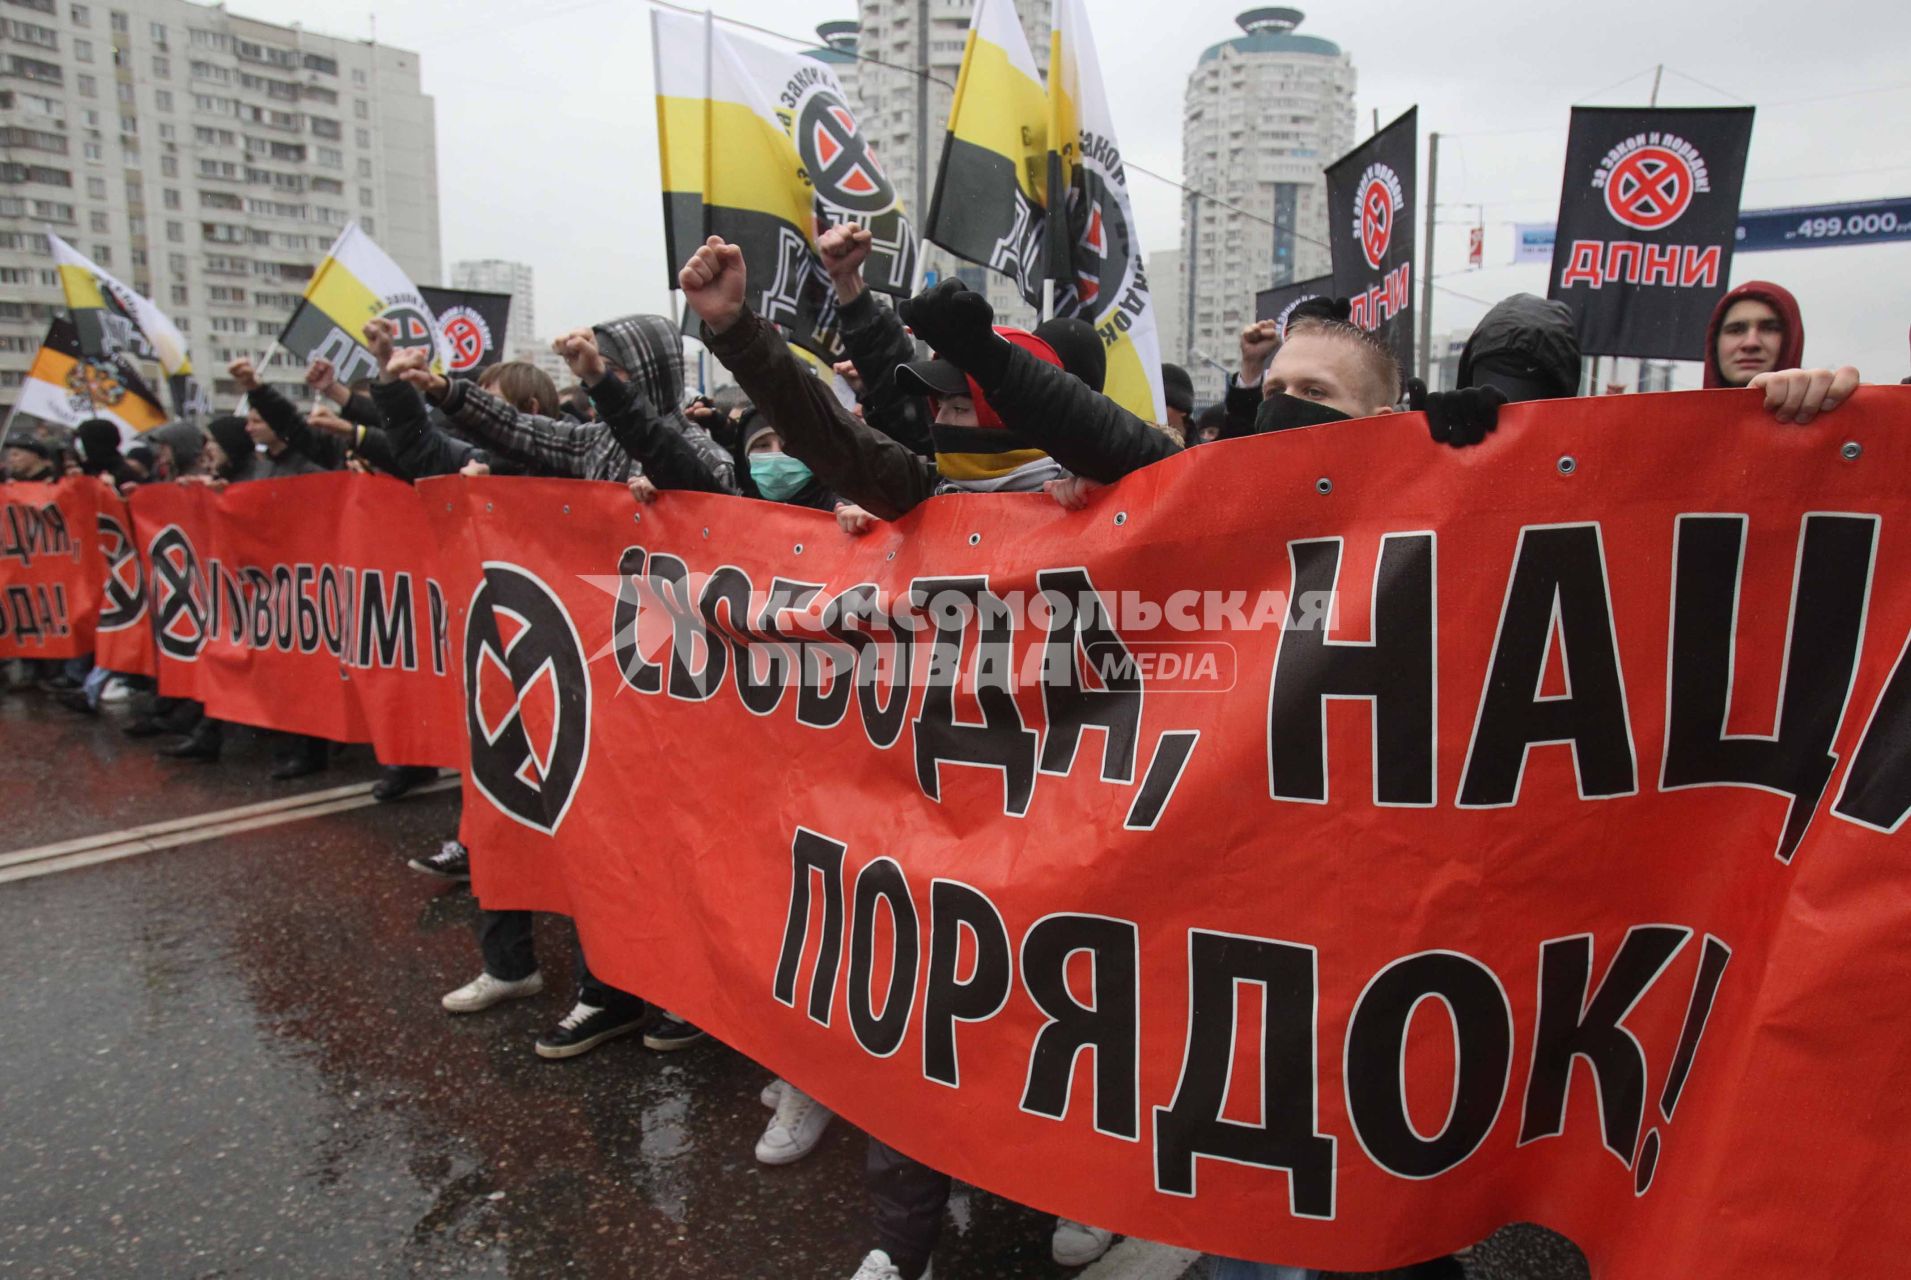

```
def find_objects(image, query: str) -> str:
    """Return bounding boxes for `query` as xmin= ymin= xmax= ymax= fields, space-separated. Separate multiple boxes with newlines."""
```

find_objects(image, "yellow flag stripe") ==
xmin=302 ymin=255 xmax=388 ymax=334
xmin=659 ymin=96 xmax=814 ymax=226
xmin=57 ymin=263 xmax=107 ymax=310
xmin=948 ymin=35 xmax=1049 ymax=202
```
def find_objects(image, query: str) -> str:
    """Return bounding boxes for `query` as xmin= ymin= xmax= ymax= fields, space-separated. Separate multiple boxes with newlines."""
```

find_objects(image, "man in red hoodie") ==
xmin=1705 ymin=280 xmax=1860 ymax=424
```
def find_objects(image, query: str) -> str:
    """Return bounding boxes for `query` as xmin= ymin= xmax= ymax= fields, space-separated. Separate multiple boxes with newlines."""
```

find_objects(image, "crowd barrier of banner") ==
xmin=4 ymin=390 xmax=1910 ymax=1277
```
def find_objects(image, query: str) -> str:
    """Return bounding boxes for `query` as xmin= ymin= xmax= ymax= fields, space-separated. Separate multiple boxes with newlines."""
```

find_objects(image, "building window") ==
xmin=160 ymin=153 xmax=176 ymax=177
xmin=352 ymin=97 xmax=367 ymax=119
xmin=82 ymin=140 xmax=101 ymax=160
xmin=89 ymin=210 xmax=108 ymax=232
xmin=74 ymin=37 xmax=93 ymax=62
xmin=85 ymin=175 xmax=105 ymax=197
xmin=75 ymin=71 xmax=94 ymax=95
xmin=166 ymin=220 xmax=182 ymax=242
xmin=356 ymin=157 xmax=372 ymax=178
xmin=170 ymin=284 xmax=188 ymax=305
xmin=149 ymin=20 xmax=165 ymax=46
xmin=109 ymin=10 xmax=126 ymax=34
xmin=70 ymin=4 xmax=90 ymax=25
xmin=358 ymin=185 xmax=373 ymax=206
xmin=351 ymin=67 xmax=365 ymax=85
xmin=353 ymin=127 xmax=369 ymax=148
xmin=152 ymin=54 xmax=169 ymax=77
xmin=93 ymin=244 xmax=110 ymax=264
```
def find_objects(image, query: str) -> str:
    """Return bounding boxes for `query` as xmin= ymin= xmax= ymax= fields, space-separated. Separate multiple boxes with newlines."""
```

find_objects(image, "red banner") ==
xmin=0 ymin=478 xmax=103 ymax=659
xmin=126 ymin=473 xmax=462 ymax=768
xmin=14 ymin=391 xmax=1911 ymax=1274
xmin=424 ymin=389 xmax=1911 ymax=1278
xmin=93 ymin=491 xmax=155 ymax=676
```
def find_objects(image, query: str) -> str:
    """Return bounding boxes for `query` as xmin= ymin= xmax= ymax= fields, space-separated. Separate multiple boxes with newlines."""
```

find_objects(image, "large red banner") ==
xmin=14 ymin=390 xmax=1911 ymax=1274
xmin=427 ymin=389 xmax=1911 ymax=1277
xmin=127 ymin=474 xmax=462 ymax=768
xmin=0 ymin=478 xmax=103 ymax=659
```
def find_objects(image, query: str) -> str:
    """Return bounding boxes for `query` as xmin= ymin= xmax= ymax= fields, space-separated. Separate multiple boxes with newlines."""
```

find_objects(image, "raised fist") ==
xmin=678 ymin=236 xmax=747 ymax=335
xmin=227 ymin=357 xmax=261 ymax=392
xmin=552 ymin=328 xmax=606 ymax=384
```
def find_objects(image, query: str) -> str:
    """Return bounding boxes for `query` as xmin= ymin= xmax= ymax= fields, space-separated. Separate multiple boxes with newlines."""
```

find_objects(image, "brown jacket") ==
xmin=703 ymin=306 xmax=936 ymax=521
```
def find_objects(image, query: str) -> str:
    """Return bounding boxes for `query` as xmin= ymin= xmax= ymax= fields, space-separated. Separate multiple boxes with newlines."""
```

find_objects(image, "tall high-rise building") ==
xmin=451 ymin=257 xmax=535 ymax=359
xmin=855 ymin=0 xmax=1050 ymax=325
xmin=803 ymin=20 xmax=863 ymax=115
xmin=0 ymin=0 xmax=439 ymax=413
xmin=1177 ymin=7 xmax=1354 ymax=399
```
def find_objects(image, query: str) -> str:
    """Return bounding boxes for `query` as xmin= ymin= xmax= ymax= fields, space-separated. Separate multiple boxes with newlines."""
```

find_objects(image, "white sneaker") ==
xmin=760 ymin=1077 xmax=785 ymax=1108
xmin=849 ymin=1251 xmax=930 ymax=1280
xmin=1051 ymin=1218 xmax=1114 ymax=1266
xmin=755 ymin=1081 xmax=833 ymax=1164
xmin=441 ymin=970 xmax=544 ymax=1014
xmin=99 ymin=677 xmax=135 ymax=704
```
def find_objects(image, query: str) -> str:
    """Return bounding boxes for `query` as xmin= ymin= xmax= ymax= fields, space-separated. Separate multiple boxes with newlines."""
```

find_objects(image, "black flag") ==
xmin=1324 ymin=107 xmax=1417 ymax=373
xmin=1254 ymin=273 xmax=1334 ymax=338
xmin=1548 ymin=106 xmax=1755 ymax=359
xmin=420 ymin=286 xmax=514 ymax=380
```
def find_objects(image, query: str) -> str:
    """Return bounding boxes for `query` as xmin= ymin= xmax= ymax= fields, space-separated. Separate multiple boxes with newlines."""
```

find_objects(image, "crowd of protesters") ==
xmin=0 ymin=236 xmax=1874 ymax=1278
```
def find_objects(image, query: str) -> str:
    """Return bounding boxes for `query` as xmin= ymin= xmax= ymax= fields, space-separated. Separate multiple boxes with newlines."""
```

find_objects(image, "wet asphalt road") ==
xmin=0 ymin=692 xmax=1592 ymax=1280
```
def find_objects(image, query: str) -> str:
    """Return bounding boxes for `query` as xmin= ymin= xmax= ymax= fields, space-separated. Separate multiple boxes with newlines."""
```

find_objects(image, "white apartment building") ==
xmin=1177 ymin=7 xmax=1354 ymax=399
xmin=855 ymin=0 xmax=1050 ymax=327
xmin=450 ymin=256 xmax=534 ymax=360
xmin=0 ymin=0 xmax=438 ymax=414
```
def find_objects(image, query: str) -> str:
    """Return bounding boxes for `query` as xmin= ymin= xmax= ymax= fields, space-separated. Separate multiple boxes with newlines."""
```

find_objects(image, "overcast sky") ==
xmin=242 ymin=0 xmax=1909 ymax=382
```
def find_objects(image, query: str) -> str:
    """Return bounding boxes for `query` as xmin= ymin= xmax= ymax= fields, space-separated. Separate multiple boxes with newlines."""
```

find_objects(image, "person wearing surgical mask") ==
xmin=736 ymin=409 xmax=838 ymax=510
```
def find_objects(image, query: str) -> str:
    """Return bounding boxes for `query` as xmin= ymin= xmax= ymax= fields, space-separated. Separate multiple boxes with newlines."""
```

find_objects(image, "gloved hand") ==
xmin=1288 ymin=295 xmax=1353 ymax=326
xmin=1408 ymin=378 xmax=1507 ymax=448
xmin=898 ymin=279 xmax=1009 ymax=384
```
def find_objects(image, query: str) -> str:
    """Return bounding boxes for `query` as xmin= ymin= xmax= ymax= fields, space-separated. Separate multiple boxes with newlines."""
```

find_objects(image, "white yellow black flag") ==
xmin=653 ymin=10 xmax=916 ymax=359
xmin=277 ymin=222 xmax=446 ymax=384
xmin=48 ymin=232 xmax=208 ymax=420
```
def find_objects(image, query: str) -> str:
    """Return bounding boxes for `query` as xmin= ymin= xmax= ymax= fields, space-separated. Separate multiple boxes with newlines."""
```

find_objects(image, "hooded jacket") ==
xmin=1456 ymin=294 xmax=1582 ymax=400
xmin=1703 ymin=281 xmax=1804 ymax=389
xmin=436 ymin=313 xmax=735 ymax=491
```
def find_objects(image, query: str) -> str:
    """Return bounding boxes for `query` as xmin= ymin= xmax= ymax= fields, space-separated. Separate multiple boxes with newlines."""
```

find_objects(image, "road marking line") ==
xmin=0 ymin=781 xmax=381 ymax=868
xmin=0 ymin=777 xmax=459 ymax=884
xmin=1077 ymin=1239 xmax=1202 ymax=1280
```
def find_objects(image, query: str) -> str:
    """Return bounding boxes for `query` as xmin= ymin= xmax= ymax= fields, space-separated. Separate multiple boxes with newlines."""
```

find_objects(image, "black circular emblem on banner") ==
xmin=464 ymin=563 xmax=591 ymax=836
xmin=96 ymin=511 xmax=145 ymax=633
xmin=797 ymin=91 xmax=894 ymax=215
xmin=381 ymin=304 xmax=438 ymax=353
xmin=149 ymin=525 xmax=205 ymax=661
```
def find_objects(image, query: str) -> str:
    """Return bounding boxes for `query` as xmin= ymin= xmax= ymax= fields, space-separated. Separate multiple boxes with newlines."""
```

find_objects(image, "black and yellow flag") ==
xmin=924 ymin=0 xmax=1050 ymax=302
xmin=652 ymin=10 xmax=917 ymax=360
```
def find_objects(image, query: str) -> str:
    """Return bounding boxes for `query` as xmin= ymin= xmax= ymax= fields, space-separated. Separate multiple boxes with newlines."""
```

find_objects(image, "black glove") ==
xmin=1288 ymin=295 xmax=1353 ymax=326
xmin=897 ymin=279 xmax=1009 ymax=385
xmin=1408 ymin=378 xmax=1507 ymax=448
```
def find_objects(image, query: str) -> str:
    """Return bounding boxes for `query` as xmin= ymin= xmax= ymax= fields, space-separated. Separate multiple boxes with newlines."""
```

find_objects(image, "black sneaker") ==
xmin=643 ymin=1012 xmax=707 ymax=1052
xmin=408 ymin=840 xmax=470 ymax=880
xmin=535 ymin=1000 xmax=648 ymax=1060
xmin=372 ymin=764 xmax=439 ymax=802
xmin=122 ymin=717 xmax=168 ymax=738
xmin=57 ymin=688 xmax=96 ymax=715
xmin=158 ymin=730 xmax=221 ymax=762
